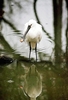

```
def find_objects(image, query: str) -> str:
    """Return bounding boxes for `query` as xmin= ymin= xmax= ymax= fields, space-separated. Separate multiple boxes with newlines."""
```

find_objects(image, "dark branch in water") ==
xmin=33 ymin=0 xmax=54 ymax=42
xmin=0 ymin=34 xmax=14 ymax=52
xmin=2 ymin=17 xmax=20 ymax=33
xmin=33 ymin=0 xmax=65 ymax=58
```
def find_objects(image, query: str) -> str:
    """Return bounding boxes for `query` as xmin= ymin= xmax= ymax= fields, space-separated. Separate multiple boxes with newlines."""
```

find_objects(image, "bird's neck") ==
xmin=30 ymin=97 xmax=36 ymax=100
xmin=30 ymin=65 xmax=36 ymax=74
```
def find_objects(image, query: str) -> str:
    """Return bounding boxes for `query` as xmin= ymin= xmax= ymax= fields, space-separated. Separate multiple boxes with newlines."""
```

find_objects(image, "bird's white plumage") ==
xmin=23 ymin=19 xmax=42 ymax=49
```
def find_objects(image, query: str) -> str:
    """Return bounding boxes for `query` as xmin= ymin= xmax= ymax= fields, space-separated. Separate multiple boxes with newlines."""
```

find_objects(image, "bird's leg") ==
xmin=29 ymin=42 xmax=31 ymax=60
xmin=35 ymin=44 xmax=37 ymax=61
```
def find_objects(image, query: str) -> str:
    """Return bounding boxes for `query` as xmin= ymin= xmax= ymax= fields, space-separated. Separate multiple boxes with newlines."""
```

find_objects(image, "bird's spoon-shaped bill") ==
xmin=20 ymin=38 xmax=24 ymax=42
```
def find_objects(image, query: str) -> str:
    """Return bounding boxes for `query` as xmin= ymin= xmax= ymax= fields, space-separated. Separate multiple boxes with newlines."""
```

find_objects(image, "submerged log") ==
xmin=0 ymin=56 xmax=14 ymax=65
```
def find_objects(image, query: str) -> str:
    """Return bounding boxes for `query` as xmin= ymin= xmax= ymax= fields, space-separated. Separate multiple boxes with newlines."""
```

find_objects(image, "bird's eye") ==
xmin=28 ymin=24 xmax=32 ymax=28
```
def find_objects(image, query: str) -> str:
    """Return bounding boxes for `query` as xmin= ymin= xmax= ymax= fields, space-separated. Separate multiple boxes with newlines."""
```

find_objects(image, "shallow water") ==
xmin=0 ymin=59 xmax=68 ymax=100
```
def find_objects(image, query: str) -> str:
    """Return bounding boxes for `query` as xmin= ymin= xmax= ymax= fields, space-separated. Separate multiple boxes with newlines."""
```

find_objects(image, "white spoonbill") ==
xmin=20 ymin=19 xmax=42 ymax=61
xmin=24 ymin=64 xmax=42 ymax=100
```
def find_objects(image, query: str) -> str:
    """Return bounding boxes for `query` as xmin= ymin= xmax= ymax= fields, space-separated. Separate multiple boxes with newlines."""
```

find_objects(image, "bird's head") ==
xmin=28 ymin=19 xmax=37 ymax=27
xmin=20 ymin=19 xmax=37 ymax=42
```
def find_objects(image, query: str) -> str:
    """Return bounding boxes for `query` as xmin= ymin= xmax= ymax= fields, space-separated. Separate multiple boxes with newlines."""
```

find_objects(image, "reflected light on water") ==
xmin=23 ymin=64 xmax=42 ymax=100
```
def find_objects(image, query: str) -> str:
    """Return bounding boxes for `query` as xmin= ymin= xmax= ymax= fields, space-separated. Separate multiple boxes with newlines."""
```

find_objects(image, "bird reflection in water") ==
xmin=24 ymin=64 xmax=42 ymax=100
